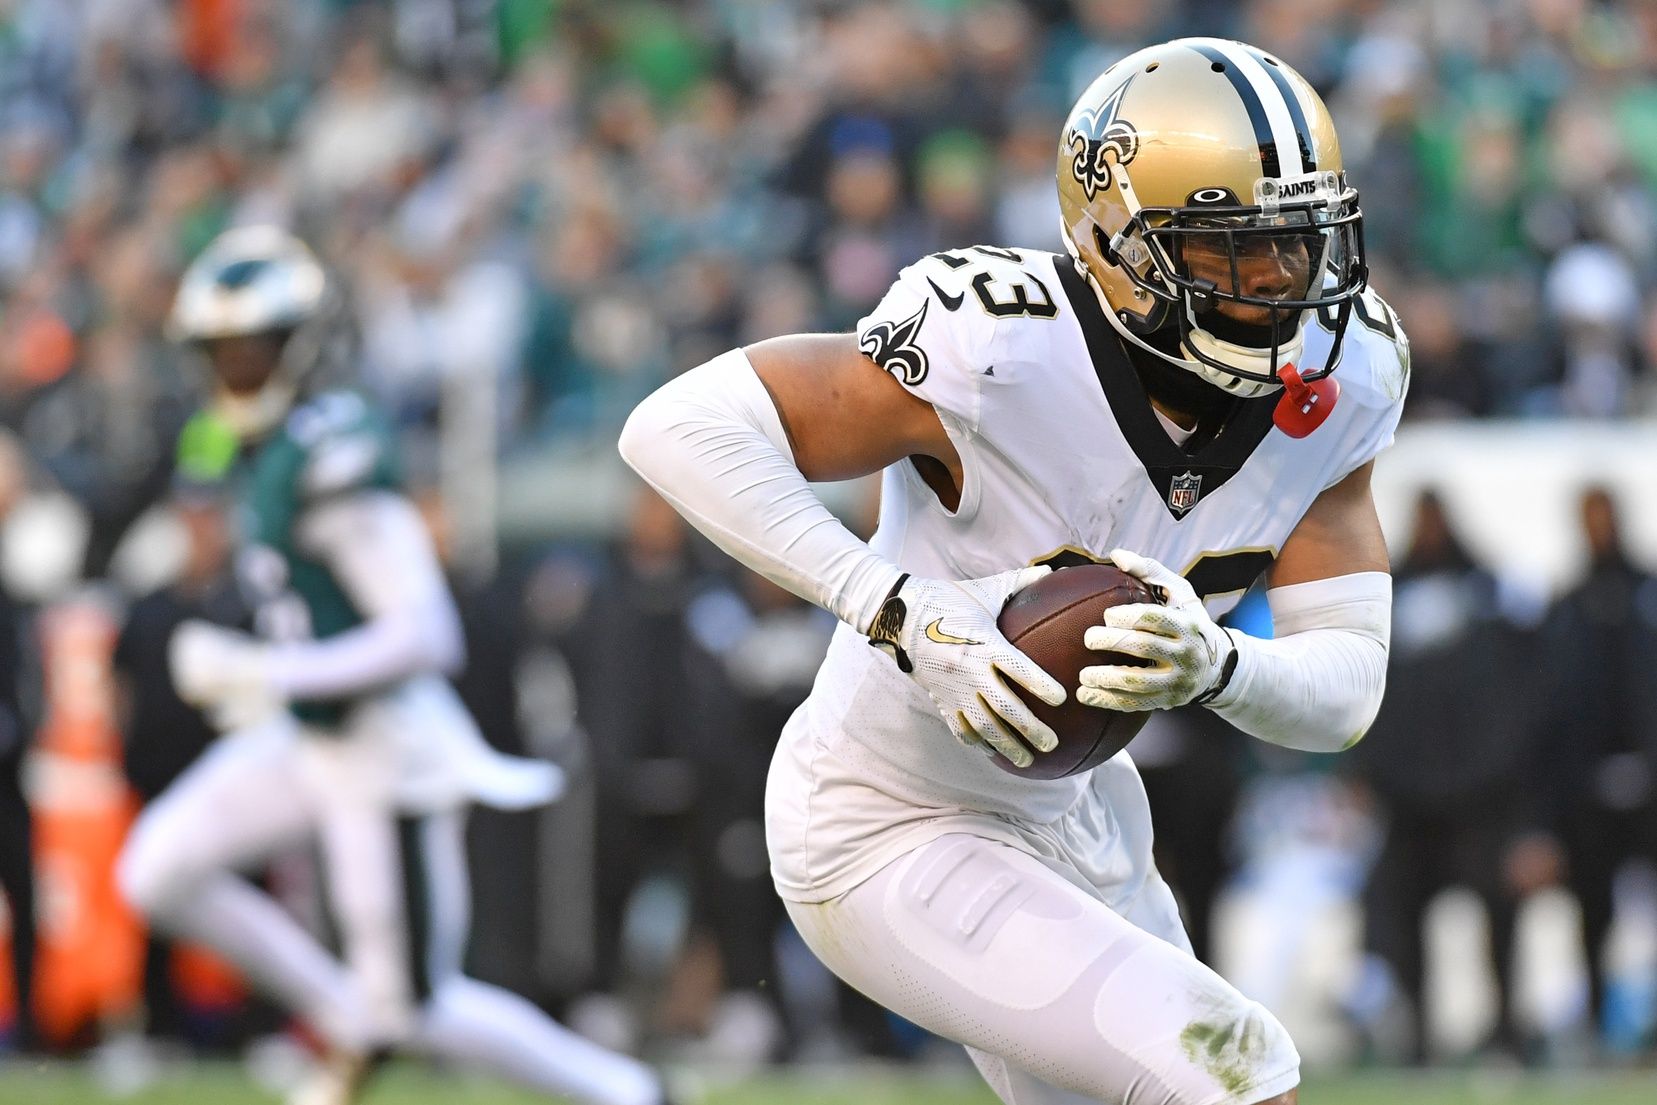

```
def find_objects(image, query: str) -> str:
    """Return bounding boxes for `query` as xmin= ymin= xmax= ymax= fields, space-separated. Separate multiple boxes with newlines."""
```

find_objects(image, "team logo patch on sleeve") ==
xmin=1168 ymin=470 xmax=1202 ymax=515
xmin=859 ymin=299 xmax=931 ymax=386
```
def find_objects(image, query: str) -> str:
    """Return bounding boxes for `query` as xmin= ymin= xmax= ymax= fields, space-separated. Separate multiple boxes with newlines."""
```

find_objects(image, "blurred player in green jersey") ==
xmin=118 ymin=226 xmax=673 ymax=1105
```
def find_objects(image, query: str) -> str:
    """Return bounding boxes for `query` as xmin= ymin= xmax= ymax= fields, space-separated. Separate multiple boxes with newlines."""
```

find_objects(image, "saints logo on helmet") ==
xmin=169 ymin=225 xmax=346 ymax=437
xmin=1057 ymin=38 xmax=1367 ymax=398
xmin=1065 ymin=83 xmax=1138 ymax=203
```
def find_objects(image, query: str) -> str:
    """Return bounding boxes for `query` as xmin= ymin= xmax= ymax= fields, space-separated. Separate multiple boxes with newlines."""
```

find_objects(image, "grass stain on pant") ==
xmin=1179 ymin=1006 xmax=1271 ymax=1098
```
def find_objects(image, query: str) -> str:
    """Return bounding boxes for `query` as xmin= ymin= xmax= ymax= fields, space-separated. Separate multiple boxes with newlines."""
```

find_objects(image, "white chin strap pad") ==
xmin=214 ymin=381 xmax=295 ymax=437
xmin=1180 ymin=312 xmax=1308 ymax=398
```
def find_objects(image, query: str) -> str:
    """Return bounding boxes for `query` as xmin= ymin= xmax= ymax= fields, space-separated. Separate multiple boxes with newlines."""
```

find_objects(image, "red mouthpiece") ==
xmin=1272 ymin=363 xmax=1338 ymax=438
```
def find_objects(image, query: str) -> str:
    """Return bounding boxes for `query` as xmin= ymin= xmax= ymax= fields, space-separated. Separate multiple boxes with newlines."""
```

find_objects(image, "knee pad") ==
xmin=116 ymin=814 xmax=202 ymax=918
xmin=886 ymin=835 xmax=1117 ymax=1011
xmin=116 ymin=822 xmax=172 ymax=916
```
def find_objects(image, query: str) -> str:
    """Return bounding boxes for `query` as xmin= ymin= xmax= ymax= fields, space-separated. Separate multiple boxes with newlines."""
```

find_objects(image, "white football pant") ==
xmin=118 ymin=714 xmax=660 ymax=1105
xmin=786 ymin=833 xmax=1300 ymax=1105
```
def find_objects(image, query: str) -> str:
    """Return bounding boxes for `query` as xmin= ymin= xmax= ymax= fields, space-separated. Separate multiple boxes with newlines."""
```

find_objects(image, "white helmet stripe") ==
xmin=1200 ymin=38 xmax=1306 ymax=178
xmin=1249 ymin=46 xmax=1319 ymax=171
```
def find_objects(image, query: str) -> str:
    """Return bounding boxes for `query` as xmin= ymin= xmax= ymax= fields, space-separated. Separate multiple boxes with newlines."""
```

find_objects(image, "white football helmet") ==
xmin=169 ymin=225 xmax=337 ymax=436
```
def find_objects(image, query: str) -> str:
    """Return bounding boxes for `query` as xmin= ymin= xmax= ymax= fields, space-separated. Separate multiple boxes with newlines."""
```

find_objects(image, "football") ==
xmin=994 ymin=563 xmax=1161 ymax=779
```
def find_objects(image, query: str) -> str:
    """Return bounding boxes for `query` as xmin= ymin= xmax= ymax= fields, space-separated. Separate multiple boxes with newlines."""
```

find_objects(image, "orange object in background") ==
xmin=170 ymin=942 xmax=247 ymax=1015
xmin=0 ymin=895 xmax=14 ymax=1035
xmin=25 ymin=597 xmax=144 ymax=1045
xmin=177 ymin=0 xmax=242 ymax=80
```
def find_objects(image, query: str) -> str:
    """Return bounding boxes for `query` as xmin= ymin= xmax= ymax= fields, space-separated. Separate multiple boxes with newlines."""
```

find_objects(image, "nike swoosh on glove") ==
xmin=169 ymin=620 xmax=286 ymax=731
xmin=866 ymin=567 xmax=1066 ymax=768
xmin=1076 ymin=548 xmax=1237 ymax=712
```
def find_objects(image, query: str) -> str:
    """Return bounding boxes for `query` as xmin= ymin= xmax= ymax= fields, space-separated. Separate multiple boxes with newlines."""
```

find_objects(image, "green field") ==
xmin=2 ymin=1062 xmax=1655 ymax=1105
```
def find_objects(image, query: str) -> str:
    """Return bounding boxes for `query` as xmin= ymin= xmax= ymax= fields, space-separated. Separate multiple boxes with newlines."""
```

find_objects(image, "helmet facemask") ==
xmin=169 ymin=227 xmax=349 ymax=439
xmin=196 ymin=329 xmax=299 ymax=438
xmin=1056 ymin=40 xmax=1372 ymax=408
xmin=1113 ymin=174 xmax=1367 ymax=396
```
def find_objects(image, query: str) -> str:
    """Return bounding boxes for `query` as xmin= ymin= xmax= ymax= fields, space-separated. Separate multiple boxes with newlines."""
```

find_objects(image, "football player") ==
xmin=117 ymin=226 xmax=674 ymax=1105
xmin=621 ymin=39 xmax=1406 ymax=1105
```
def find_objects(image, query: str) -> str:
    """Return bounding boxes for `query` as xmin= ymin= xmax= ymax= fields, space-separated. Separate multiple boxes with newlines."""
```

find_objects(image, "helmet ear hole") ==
xmin=1096 ymin=225 xmax=1153 ymax=280
xmin=1093 ymin=225 xmax=1116 ymax=266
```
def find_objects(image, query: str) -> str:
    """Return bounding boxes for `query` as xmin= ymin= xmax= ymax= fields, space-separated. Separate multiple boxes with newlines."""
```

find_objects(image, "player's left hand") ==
xmin=1076 ymin=548 xmax=1237 ymax=712
xmin=169 ymin=620 xmax=286 ymax=731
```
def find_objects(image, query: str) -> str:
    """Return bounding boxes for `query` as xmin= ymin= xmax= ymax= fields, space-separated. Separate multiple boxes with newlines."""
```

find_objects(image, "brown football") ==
xmin=994 ymin=564 xmax=1161 ymax=779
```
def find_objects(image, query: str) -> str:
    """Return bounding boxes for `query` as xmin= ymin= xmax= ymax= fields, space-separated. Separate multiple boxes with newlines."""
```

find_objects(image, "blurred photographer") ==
xmin=1350 ymin=489 xmax=1546 ymax=1062
xmin=1534 ymin=486 xmax=1657 ymax=1051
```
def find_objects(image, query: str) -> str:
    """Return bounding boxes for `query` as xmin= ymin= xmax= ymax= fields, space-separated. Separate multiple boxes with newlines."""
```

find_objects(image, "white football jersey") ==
xmin=767 ymin=246 xmax=1408 ymax=902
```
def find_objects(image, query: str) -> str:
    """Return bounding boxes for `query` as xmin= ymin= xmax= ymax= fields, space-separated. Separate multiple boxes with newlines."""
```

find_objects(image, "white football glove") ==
xmin=169 ymin=620 xmax=286 ymax=731
xmin=1076 ymin=549 xmax=1238 ymax=713
xmin=866 ymin=567 xmax=1066 ymax=768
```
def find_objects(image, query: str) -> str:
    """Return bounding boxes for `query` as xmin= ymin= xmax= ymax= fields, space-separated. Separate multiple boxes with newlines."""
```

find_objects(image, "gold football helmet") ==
xmin=1058 ymin=38 xmax=1365 ymax=398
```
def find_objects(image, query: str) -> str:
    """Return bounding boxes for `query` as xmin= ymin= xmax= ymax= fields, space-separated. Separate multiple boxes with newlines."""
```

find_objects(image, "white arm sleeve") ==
xmin=264 ymin=490 xmax=465 ymax=700
xmin=1207 ymin=571 xmax=1391 ymax=752
xmin=618 ymin=349 xmax=904 ymax=632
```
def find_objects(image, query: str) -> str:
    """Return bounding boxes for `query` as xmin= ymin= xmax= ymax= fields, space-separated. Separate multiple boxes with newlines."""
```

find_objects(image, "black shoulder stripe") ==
xmin=1054 ymin=257 xmax=1278 ymax=519
xmin=1189 ymin=43 xmax=1279 ymax=180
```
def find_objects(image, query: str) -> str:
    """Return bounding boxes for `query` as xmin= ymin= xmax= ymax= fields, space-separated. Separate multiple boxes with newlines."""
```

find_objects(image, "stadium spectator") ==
xmin=1133 ymin=706 xmax=1244 ymax=967
xmin=561 ymin=487 xmax=716 ymax=1018
xmin=112 ymin=483 xmax=243 ymax=809
xmin=110 ymin=480 xmax=254 ymax=1047
xmin=1350 ymin=489 xmax=1547 ymax=1063
xmin=1533 ymin=486 xmax=1657 ymax=1054
xmin=0 ymin=432 xmax=36 ymax=1052
xmin=682 ymin=573 xmax=835 ymax=1062
xmin=1541 ymin=241 xmax=1645 ymax=418
xmin=417 ymin=480 xmax=584 ymax=1012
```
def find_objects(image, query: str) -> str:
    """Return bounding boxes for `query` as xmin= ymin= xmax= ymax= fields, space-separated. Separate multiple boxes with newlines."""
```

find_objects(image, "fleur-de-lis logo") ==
xmin=1066 ymin=83 xmax=1139 ymax=202
xmin=859 ymin=299 xmax=930 ymax=386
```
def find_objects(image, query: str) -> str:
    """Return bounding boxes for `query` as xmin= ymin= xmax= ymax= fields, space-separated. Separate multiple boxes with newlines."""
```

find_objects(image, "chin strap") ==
xmin=214 ymin=382 xmax=294 ymax=438
xmin=1273 ymin=363 xmax=1339 ymax=438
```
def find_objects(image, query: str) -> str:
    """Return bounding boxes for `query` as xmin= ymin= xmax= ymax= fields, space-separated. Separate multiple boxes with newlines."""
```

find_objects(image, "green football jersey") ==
xmin=177 ymin=390 xmax=403 ymax=724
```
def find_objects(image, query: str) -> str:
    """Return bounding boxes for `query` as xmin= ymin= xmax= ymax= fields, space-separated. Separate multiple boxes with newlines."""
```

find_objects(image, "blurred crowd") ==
xmin=1 ymin=0 xmax=1656 ymax=1080
xmin=3 ymin=0 xmax=1657 ymax=508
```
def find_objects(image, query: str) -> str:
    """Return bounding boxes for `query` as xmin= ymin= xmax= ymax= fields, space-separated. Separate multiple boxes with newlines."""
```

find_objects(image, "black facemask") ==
xmin=1193 ymin=304 xmax=1300 ymax=352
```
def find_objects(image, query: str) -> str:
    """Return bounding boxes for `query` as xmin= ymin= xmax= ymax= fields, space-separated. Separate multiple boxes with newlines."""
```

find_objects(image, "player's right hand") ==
xmin=866 ymin=568 xmax=1065 ymax=768
xmin=169 ymin=620 xmax=284 ymax=732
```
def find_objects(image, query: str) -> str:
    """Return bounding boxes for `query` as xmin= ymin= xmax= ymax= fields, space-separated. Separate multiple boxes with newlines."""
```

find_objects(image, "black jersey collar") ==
xmin=1055 ymin=258 xmax=1278 ymax=520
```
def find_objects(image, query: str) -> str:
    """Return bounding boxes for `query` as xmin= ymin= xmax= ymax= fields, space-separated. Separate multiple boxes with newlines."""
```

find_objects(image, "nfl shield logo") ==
xmin=1168 ymin=471 xmax=1202 ymax=514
